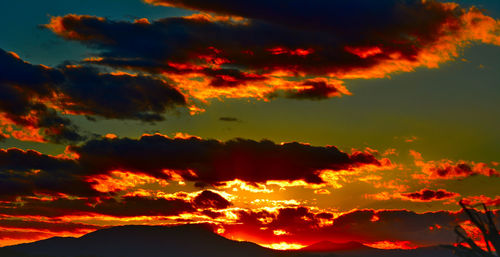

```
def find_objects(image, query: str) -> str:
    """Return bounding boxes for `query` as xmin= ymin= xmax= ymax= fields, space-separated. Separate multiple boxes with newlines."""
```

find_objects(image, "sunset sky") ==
xmin=0 ymin=0 xmax=499 ymax=250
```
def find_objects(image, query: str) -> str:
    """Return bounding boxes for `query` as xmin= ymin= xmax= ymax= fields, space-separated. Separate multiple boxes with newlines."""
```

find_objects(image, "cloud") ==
xmin=45 ymin=1 xmax=500 ymax=101
xmin=0 ymin=50 xmax=83 ymax=143
xmin=0 ymin=189 xmax=232 ymax=218
xmin=57 ymin=66 xmax=186 ymax=122
xmin=141 ymin=0 xmax=454 ymax=37
xmin=410 ymin=150 xmax=499 ymax=180
xmin=192 ymin=190 xmax=231 ymax=209
xmin=282 ymin=80 xmax=348 ymax=100
xmin=71 ymin=134 xmax=382 ymax=185
xmin=0 ymin=133 xmax=382 ymax=202
xmin=0 ymin=147 xmax=235 ymax=217
xmin=0 ymin=48 xmax=187 ymax=143
xmin=462 ymin=195 xmax=500 ymax=207
xmin=219 ymin=117 xmax=240 ymax=122
xmin=0 ymin=148 xmax=96 ymax=200
xmin=221 ymin=207 xmax=500 ymax=247
xmin=0 ymin=197 xmax=192 ymax=218
xmin=401 ymin=189 xmax=459 ymax=202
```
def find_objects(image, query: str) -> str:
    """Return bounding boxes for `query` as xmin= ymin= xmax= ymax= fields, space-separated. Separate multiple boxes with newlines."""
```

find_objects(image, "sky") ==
xmin=0 ymin=0 xmax=499 ymax=251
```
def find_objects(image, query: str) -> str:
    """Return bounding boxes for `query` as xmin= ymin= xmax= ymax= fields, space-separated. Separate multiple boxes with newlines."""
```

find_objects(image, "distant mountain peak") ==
xmin=301 ymin=240 xmax=370 ymax=252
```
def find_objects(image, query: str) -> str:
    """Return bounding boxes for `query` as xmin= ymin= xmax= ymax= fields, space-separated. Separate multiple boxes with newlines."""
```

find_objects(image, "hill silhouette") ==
xmin=0 ymin=224 xmax=458 ymax=257
xmin=299 ymin=240 xmax=371 ymax=252
xmin=2 ymin=224 xmax=278 ymax=257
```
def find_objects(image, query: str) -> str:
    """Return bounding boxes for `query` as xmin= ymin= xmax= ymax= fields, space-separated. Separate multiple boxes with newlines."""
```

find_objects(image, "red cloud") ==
xmin=410 ymin=150 xmax=499 ymax=180
xmin=401 ymin=189 xmax=459 ymax=202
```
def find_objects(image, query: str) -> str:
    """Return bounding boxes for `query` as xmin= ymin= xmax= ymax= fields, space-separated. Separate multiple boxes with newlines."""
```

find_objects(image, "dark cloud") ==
xmin=46 ymin=13 xmax=388 ymax=75
xmin=0 ymin=49 xmax=83 ymax=143
xmin=0 ymin=147 xmax=234 ymax=216
xmin=0 ymin=134 xmax=380 ymax=201
xmin=0 ymin=48 xmax=187 ymax=143
xmin=92 ymin=196 xmax=196 ymax=217
xmin=143 ymin=0 xmax=456 ymax=41
xmin=34 ymin=108 xmax=85 ymax=143
xmin=218 ymin=117 xmax=239 ymax=122
xmin=0 ymin=196 xmax=195 ymax=218
xmin=45 ymin=0 xmax=497 ymax=102
xmin=0 ymin=148 xmax=96 ymax=200
xmin=58 ymin=66 xmax=186 ymax=122
xmin=402 ymin=189 xmax=458 ymax=201
xmin=0 ymin=50 xmax=62 ymax=96
xmin=200 ymin=209 xmax=223 ymax=219
xmin=0 ymin=190 xmax=231 ymax=218
xmin=71 ymin=134 xmax=382 ymax=185
xmin=192 ymin=190 xmax=231 ymax=209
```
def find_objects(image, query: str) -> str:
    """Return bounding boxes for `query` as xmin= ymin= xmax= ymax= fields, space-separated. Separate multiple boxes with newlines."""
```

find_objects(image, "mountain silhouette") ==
xmin=0 ymin=224 xmax=458 ymax=257
xmin=1 ymin=224 xmax=279 ymax=257
xmin=299 ymin=240 xmax=371 ymax=252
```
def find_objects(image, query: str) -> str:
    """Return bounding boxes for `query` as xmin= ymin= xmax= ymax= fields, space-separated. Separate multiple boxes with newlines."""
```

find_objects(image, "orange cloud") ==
xmin=45 ymin=15 xmax=106 ymax=41
xmin=0 ymin=114 xmax=46 ymax=143
xmin=87 ymin=171 xmax=169 ymax=193
xmin=410 ymin=150 xmax=499 ymax=180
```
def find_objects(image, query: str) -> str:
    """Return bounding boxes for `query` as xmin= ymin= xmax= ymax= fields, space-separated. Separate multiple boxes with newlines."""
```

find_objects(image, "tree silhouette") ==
xmin=451 ymin=200 xmax=499 ymax=257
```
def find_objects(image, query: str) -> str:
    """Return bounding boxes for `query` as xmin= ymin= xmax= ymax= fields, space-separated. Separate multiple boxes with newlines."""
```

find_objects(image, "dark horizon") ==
xmin=0 ymin=223 xmax=462 ymax=257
